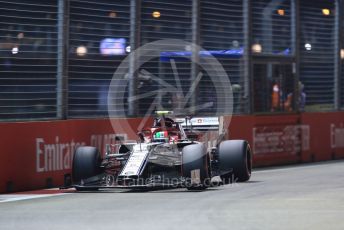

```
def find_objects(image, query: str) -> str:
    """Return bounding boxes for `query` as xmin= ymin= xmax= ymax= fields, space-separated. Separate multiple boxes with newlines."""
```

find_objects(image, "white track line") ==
xmin=0 ymin=193 xmax=71 ymax=203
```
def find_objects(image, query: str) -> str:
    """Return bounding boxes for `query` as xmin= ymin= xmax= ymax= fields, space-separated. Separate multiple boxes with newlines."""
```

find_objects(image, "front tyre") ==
xmin=218 ymin=140 xmax=252 ymax=183
xmin=72 ymin=146 xmax=102 ymax=191
xmin=182 ymin=144 xmax=211 ymax=190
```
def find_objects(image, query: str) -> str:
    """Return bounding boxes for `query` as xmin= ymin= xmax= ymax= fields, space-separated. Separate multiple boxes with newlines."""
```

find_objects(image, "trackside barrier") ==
xmin=227 ymin=114 xmax=303 ymax=167
xmin=300 ymin=113 xmax=344 ymax=161
xmin=0 ymin=113 xmax=343 ymax=193
xmin=0 ymin=118 xmax=151 ymax=193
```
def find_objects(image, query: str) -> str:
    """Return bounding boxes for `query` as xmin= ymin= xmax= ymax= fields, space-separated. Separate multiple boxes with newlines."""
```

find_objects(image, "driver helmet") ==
xmin=153 ymin=131 xmax=169 ymax=143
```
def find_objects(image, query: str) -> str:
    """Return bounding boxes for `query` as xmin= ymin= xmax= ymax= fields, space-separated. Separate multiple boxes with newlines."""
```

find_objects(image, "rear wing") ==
xmin=175 ymin=117 xmax=221 ymax=131
xmin=176 ymin=116 xmax=227 ymax=147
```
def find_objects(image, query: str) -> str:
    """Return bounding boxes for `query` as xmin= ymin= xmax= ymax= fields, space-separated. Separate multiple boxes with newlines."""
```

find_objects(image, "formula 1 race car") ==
xmin=71 ymin=111 xmax=252 ymax=191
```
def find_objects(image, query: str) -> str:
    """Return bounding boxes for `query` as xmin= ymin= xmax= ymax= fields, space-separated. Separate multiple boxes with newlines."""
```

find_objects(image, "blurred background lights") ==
xmin=322 ymin=8 xmax=330 ymax=16
xmin=185 ymin=45 xmax=192 ymax=51
xmin=126 ymin=45 xmax=131 ymax=53
xmin=11 ymin=47 xmax=19 ymax=54
xmin=76 ymin=45 xmax=87 ymax=56
xmin=341 ymin=49 xmax=344 ymax=59
xmin=277 ymin=9 xmax=285 ymax=16
xmin=152 ymin=11 xmax=161 ymax=18
xmin=232 ymin=40 xmax=239 ymax=48
xmin=100 ymin=38 xmax=126 ymax=56
xmin=109 ymin=11 xmax=117 ymax=18
xmin=252 ymin=43 xmax=262 ymax=53
xmin=17 ymin=32 xmax=24 ymax=39
xmin=305 ymin=43 xmax=312 ymax=51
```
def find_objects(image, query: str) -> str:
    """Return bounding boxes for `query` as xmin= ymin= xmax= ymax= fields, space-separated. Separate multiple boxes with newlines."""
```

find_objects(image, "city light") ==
xmin=17 ymin=32 xmax=24 ymax=39
xmin=99 ymin=38 xmax=126 ymax=56
xmin=305 ymin=43 xmax=312 ymax=51
xmin=76 ymin=45 xmax=87 ymax=56
xmin=232 ymin=40 xmax=239 ymax=48
xmin=322 ymin=8 xmax=330 ymax=16
xmin=277 ymin=9 xmax=285 ymax=16
xmin=126 ymin=45 xmax=131 ymax=53
xmin=11 ymin=47 xmax=18 ymax=54
xmin=252 ymin=43 xmax=262 ymax=53
xmin=109 ymin=11 xmax=117 ymax=18
xmin=152 ymin=11 xmax=161 ymax=18
xmin=185 ymin=45 xmax=192 ymax=51
xmin=341 ymin=49 xmax=344 ymax=59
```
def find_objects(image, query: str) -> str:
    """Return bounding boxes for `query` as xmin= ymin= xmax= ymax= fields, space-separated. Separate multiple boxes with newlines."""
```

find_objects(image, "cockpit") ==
xmin=140 ymin=116 xmax=186 ymax=143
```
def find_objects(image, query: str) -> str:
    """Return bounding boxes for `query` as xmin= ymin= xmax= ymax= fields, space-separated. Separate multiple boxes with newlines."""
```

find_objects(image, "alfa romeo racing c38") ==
xmin=72 ymin=112 xmax=252 ymax=191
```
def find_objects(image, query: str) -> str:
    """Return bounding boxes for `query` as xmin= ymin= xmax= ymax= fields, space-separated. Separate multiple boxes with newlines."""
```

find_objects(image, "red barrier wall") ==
xmin=0 ymin=112 xmax=343 ymax=193
xmin=0 ymin=118 xmax=151 ymax=193
xmin=301 ymin=112 xmax=344 ymax=161
xmin=228 ymin=114 xmax=303 ymax=167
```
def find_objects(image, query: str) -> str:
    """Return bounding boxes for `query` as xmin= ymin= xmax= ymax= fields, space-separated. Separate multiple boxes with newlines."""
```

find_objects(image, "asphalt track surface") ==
xmin=1 ymin=160 xmax=344 ymax=230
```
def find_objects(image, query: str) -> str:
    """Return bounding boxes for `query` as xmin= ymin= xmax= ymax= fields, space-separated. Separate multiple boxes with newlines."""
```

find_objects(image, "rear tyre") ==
xmin=182 ymin=144 xmax=211 ymax=190
xmin=72 ymin=146 xmax=102 ymax=191
xmin=218 ymin=140 xmax=252 ymax=183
